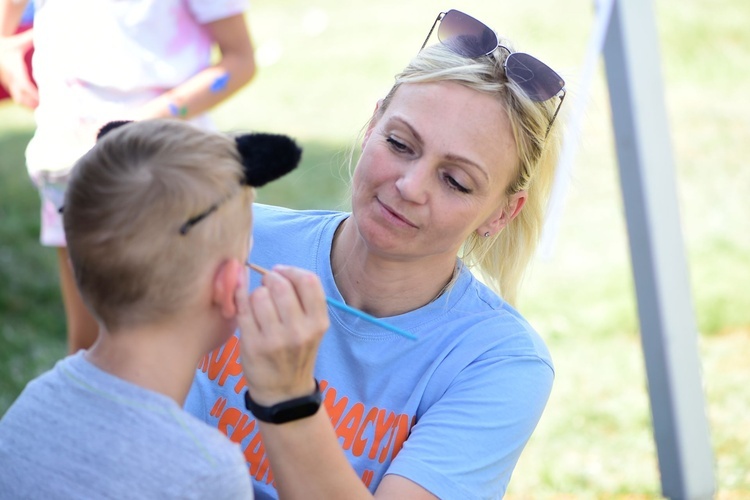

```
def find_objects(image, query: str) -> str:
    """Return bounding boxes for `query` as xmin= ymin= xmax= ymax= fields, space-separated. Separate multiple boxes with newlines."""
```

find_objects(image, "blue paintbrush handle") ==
xmin=325 ymin=297 xmax=418 ymax=341
xmin=246 ymin=262 xmax=417 ymax=341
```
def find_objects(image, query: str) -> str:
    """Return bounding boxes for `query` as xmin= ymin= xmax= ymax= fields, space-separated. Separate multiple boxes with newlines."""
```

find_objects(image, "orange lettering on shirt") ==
xmin=368 ymin=409 xmax=396 ymax=460
xmin=207 ymin=336 xmax=238 ymax=384
xmin=198 ymin=353 xmax=209 ymax=372
xmin=322 ymin=385 xmax=349 ymax=427
xmin=217 ymin=406 xmax=242 ymax=438
xmin=234 ymin=375 xmax=248 ymax=395
xmin=228 ymin=412 xmax=256 ymax=443
xmin=353 ymin=407 xmax=379 ymax=457
xmin=361 ymin=469 xmax=374 ymax=488
xmin=209 ymin=396 xmax=227 ymax=418
xmin=243 ymin=432 xmax=267 ymax=478
xmin=336 ymin=402 xmax=364 ymax=450
xmin=389 ymin=413 xmax=411 ymax=460
xmin=218 ymin=342 xmax=243 ymax=387
xmin=255 ymin=456 xmax=273 ymax=484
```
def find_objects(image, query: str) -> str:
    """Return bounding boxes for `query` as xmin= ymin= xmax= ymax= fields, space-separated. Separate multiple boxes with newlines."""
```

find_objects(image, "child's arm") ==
xmin=0 ymin=0 xmax=37 ymax=108
xmin=0 ymin=0 xmax=27 ymax=35
xmin=135 ymin=13 xmax=256 ymax=120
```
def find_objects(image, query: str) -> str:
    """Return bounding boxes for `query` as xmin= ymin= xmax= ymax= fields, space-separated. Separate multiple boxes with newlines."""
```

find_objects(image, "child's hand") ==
xmin=235 ymin=266 xmax=329 ymax=407
xmin=0 ymin=30 xmax=38 ymax=109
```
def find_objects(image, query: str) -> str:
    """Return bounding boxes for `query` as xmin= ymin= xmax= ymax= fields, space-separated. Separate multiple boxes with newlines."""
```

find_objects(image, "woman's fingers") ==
xmin=238 ymin=266 xmax=329 ymax=357
xmin=260 ymin=270 xmax=302 ymax=330
xmin=274 ymin=265 xmax=329 ymax=325
xmin=252 ymin=267 xmax=329 ymax=338
xmin=235 ymin=266 xmax=328 ymax=404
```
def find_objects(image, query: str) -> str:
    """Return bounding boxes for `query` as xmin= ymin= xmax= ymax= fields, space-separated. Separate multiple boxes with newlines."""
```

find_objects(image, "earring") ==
xmin=484 ymin=231 xmax=490 ymax=238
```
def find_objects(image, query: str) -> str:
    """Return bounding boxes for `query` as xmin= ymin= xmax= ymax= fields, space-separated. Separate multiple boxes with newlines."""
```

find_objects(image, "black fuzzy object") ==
xmin=94 ymin=121 xmax=301 ymax=187
xmin=235 ymin=133 xmax=302 ymax=187
xmin=96 ymin=120 xmax=133 ymax=140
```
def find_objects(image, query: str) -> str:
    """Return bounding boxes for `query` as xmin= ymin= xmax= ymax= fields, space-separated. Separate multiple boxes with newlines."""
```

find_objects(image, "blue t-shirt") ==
xmin=185 ymin=204 xmax=554 ymax=499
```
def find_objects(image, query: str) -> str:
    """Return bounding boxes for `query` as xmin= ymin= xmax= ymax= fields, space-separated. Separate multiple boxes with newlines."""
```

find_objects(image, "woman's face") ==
xmin=351 ymin=81 xmax=523 ymax=263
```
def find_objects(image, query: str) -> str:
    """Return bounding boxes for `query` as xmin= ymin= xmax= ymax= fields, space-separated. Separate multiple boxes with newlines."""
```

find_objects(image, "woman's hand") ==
xmin=235 ymin=265 xmax=329 ymax=406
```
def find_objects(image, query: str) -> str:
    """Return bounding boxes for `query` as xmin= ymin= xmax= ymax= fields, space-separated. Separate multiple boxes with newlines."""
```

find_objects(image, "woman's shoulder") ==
xmin=253 ymin=203 xmax=346 ymax=226
xmin=442 ymin=269 xmax=553 ymax=368
xmin=250 ymin=204 xmax=347 ymax=267
xmin=252 ymin=203 xmax=343 ymax=237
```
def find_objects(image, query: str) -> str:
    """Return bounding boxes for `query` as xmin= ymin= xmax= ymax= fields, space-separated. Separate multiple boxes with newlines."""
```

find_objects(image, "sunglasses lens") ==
xmin=505 ymin=53 xmax=565 ymax=101
xmin=438 ymin=9 xmax=498 ymax=57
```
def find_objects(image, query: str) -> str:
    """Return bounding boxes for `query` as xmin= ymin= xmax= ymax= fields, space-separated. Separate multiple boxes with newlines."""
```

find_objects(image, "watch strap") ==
xmin=244 ymin=379 xmax=322 ymax=424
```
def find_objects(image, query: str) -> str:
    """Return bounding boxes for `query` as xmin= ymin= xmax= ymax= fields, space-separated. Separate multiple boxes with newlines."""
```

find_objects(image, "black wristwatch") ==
xmin=244 ymin=379 xmax=322 ymax=424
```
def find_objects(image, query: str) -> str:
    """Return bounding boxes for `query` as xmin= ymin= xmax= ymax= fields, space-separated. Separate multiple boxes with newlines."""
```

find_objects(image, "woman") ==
xmin=186 ymin=9 xmax=565 ymax=499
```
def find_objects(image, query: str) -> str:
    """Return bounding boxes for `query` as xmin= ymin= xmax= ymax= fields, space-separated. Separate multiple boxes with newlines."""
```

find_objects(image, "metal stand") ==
xmin=602 ymin=0 xmax=715 ymax=497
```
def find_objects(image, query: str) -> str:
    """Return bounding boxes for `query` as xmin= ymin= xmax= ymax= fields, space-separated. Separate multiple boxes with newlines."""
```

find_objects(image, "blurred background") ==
xmin=1 ymin=0 xmax=748 ymax=497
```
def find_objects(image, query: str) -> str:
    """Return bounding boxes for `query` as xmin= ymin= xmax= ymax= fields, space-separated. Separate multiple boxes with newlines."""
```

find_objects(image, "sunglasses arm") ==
xmin=419 ymin=12 xmax=445 ymax=52
xmin=545 ymin=89 xmax=566 ymax=138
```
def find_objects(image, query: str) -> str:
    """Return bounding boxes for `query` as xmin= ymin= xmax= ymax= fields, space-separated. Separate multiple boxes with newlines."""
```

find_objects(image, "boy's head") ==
xmin=63 ymin=119 xmax=300 ymax=332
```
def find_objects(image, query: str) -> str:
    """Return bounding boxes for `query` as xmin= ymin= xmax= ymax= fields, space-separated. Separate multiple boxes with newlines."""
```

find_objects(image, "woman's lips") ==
xmin=378 ymin=198 xmax=418 ymax=228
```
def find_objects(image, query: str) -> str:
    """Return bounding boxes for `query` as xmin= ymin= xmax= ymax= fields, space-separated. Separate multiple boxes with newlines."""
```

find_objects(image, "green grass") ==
xmin=1 ymin=0 xmax=749 ymax=496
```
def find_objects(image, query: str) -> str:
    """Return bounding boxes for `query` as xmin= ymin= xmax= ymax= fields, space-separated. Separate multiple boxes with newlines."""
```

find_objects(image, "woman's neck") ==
xmin=331 ymin=218 xmax=457 ymax=318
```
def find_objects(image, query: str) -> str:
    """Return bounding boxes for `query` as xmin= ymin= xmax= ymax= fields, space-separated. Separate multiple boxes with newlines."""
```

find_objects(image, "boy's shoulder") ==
xmin=0 ymin=353 xmax=251 ymax=498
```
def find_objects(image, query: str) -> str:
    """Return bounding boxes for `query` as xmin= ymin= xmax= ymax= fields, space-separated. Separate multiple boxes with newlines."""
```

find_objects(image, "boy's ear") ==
xmin=213 ymin=259 xmax=243 ymax=318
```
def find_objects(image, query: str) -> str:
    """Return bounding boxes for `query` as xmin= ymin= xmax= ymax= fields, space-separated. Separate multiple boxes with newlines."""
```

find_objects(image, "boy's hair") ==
xmin=63 ymin=119 xmax=253 ymax=331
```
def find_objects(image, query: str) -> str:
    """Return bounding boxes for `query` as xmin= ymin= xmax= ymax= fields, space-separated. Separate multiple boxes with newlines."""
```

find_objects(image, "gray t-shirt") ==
xmin=0 ymin=351 xmax=253 ymax=499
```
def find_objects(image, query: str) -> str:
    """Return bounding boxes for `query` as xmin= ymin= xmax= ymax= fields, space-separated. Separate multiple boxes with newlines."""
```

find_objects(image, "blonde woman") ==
xmin=188 ymin=9 xmax=566 ymax=499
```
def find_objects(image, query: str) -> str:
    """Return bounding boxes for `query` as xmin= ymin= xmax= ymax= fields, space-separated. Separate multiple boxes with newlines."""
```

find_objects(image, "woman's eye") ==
xmin=386 ymin=137 xmax=410 ymax=153
xmin=445 ymin=174 xmax=470 ymax=194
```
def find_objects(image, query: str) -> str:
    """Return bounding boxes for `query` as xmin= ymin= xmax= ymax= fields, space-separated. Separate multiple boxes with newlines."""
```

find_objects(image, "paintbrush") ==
xmin=245 ymin=262 xmax=418 ymax=341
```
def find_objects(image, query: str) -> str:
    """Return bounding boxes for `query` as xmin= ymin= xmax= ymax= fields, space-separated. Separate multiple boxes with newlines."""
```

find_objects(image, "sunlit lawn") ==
xmin=1 ymin=0 xmax=748 ymax=496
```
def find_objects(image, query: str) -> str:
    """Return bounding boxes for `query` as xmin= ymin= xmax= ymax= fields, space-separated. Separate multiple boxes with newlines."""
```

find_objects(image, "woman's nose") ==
xmin=395 ymin=162 xmax=430 ymax=204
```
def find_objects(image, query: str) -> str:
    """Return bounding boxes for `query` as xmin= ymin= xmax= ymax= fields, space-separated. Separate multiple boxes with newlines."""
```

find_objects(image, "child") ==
xmin=0 ymin=119 xmax=303 ymax=498
xmin=0 ymin=0 xmax=256 ymax=353
xmin=0 ymin=0 xmax=35 ymax=107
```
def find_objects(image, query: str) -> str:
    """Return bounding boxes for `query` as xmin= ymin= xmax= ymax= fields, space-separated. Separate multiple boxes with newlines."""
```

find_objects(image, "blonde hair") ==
xmin=377 ymin=43 xmax=564 ymax=305
xmin=63 ymin=119 xmax=253 ymax=331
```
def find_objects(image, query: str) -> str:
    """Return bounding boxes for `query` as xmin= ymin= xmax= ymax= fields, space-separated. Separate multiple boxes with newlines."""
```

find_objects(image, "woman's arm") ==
xmin=235 ymin=266 xmax=439 ymax=499
xmin=135 ymin=13 xmax=255 ymax=120
xmin=256 ymin=407 xmax=438 ymax=500
xmin=256 ymin=409 xmax=372 ymax=499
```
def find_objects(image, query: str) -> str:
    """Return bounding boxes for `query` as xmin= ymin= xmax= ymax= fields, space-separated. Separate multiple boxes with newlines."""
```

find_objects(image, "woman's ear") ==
xmin=212 ymin=258 xmax=243 ymax=318
xmin=503 ymin=190 xmax=527 ymax=225
xmin=477 ymin=190 xmax=528 ymax=237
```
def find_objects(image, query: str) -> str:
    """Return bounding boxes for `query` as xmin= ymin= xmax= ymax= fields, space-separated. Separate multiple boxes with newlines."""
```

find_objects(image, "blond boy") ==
xmin=0 ymin=119 xmax=300 ymax=498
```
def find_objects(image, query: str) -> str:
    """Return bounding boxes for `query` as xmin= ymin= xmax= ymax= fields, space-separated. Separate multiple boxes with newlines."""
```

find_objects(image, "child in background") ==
xmin=0 ymin=119 xmax=314 ymax=498
xmin=0 ymin=1 xmax=35 ymax=106
xmin=0 ymin=0 xmax=256 ymax=353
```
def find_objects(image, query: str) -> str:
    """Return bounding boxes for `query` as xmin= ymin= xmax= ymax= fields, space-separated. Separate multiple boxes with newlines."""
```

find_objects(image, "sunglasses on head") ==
xmin=420 ymin=9 xmax=566 ymax=136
